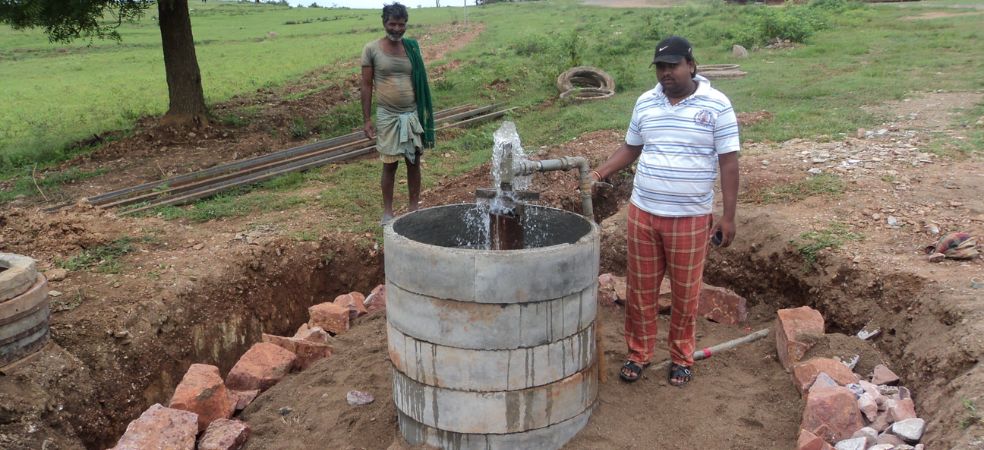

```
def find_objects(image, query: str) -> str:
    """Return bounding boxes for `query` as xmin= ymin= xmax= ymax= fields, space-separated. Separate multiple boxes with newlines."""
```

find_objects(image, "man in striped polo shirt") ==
xmin=591 ymin=36 xmax=740 ymax=385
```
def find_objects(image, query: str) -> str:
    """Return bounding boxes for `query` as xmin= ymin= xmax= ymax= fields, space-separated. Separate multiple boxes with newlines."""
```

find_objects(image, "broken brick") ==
xmin=308 ymin=302 xmax=350 ymax=335
xmin=229 ymin=389 xmax=259 ymax=413
xmin=293 ymin=324 xmax=330 ymax=343
xmin=801 ymin=386 xmax=866 ymax=443
xmin=364 ymin=284 xmax=387 ymax=314
xmin=858 ymin=393 xmax=878 ymax=422
xmin=225 ymin=342 xmax=296 ymax=392
xmin=168 ymin=364 xmax=235 ymax=432
xmin=597 ymin=273 xmax=619 ymax=307
xmin=697 ymin=284 xmax=748 ymax=324
xmin=871 ymin=364 xmax=899 ymax=386
xmin=792 ymin=358 xmax=860 ymax=395
xmin=198 ymin=418 xmax=251 ymax=450
xmin=886 ymin=398 xmax=917 ymax=422
xmin=776 ymin=306 xmax=825 ymax=372
xmin=262 ymin=333 xmax=332 ymax=370
xmin=333 ymin=292 xmax=367 ymax=319
xmin=797 ymin=428 xmax=834 ymax=450
xmin=111 ymin=404 xmax=197 ymax=450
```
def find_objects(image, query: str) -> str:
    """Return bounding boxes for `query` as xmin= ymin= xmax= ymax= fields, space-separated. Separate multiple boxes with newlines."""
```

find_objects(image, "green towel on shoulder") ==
xmin=402 ymin=38 xmax=435 ymax=149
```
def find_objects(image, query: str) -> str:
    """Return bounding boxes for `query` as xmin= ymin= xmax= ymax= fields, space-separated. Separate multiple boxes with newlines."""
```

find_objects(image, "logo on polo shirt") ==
xmin=693 ymin=109 xmax=715 ymax=128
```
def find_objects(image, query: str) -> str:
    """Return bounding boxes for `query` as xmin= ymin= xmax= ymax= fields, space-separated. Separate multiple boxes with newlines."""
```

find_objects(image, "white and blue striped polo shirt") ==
xmin=626 ymin=75 xmax=740 ymax=217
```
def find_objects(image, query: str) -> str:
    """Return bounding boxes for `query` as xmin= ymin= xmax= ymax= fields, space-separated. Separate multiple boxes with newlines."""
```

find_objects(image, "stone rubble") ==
xmin=197 ymin=419 xmax=250 ymax=450
xmin=778 ymin=306 xmax=930 ymax=450
xmin=105 ymin=287 xmax=377 ymax=449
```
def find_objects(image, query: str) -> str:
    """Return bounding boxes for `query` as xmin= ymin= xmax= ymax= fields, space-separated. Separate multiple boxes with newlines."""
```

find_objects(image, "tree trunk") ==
xmin=158 ymin=0 xmax=208 ymax=127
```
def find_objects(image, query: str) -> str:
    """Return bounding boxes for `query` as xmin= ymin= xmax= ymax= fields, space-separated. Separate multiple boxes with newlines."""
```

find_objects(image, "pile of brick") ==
xmin=779 ymin=306 xmax=927 ymax=450
xmin=597 ymin=273 xmax=749 ymax=325
xmin=109 ymin=285 xmax=387 ymax=450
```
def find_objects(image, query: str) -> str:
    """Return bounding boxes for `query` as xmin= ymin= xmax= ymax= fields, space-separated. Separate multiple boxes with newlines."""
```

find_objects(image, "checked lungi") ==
xmin=624 ymin=203 xmax=712 ymax=367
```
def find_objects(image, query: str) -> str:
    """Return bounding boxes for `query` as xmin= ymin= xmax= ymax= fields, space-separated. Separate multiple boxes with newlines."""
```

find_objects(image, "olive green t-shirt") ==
xmin=361 ymin=39 xmax=416 ymax=113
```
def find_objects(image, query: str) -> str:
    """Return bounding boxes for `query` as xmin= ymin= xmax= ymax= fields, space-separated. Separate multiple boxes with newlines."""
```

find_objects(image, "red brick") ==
xmin=776 ymin=306 xmax=825 ymax=372
xmin=797 ymin=428 xmax=834 ymax=450
xmin=365 ymin=284 xmax=387 ymax=314
xmin=262 ymin=333 xmax=332 ymax=370
xmin=229 ymin=390 xmax=259 ymax=413
xmin=168 ymin=364 xmax=235 ymax=432
xmin=225 ymin=342 xmax=296 ymax=392
xmin=333 ymin=292 xmax=367 ymax=319
xmin=698 ymin=284 xmax=748 ymax=324
xmin=871 ymin=364 xmax=899 ymax=385
xmin=801 ymin=386 xmax=866 ymax=443
xmin=110 ymin=403 xmax=197 ymax=450
xmin=198 ymin=418 xmax=251 ymax=450
xmin=792 ymin=358 xmax=861 ymax=395
xmin=308 ymin=302 xmax=350 ymax=335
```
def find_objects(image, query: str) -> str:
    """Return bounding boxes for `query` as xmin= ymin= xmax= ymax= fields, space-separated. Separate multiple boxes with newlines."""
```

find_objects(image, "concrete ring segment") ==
xmin=385 ymin=282 xmax=597 ymax=350
xmin=392 ymin=363 xmax=598 ymax=434
xmin=1 ymin=275 xmax=50 ymax=367
xmin=384 ymin=204 xmax=600 ymax=304
xmin=398 ymin=402 xmax=595 ymax=450
xmin=0 ymin=253 xmax=38 ymax=301
xmin=388 ymin=321 xmax=595 ymax=391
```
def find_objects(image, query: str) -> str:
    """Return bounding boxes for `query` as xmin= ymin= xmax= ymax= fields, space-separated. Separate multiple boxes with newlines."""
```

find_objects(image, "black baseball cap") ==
xmin=652 ymin=36 xmax=694 ymax=64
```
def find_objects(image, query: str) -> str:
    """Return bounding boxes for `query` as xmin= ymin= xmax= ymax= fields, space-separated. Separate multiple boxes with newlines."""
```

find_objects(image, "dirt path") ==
xmin=1 ymin=38 xmax=982 ymax=449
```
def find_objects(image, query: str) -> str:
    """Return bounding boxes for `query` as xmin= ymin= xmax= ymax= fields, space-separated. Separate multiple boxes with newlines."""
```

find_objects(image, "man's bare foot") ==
xmin=408 ymin=202 xmax=420 ymax=212
xmin=380 ymin=213 xmax=394 ymax=226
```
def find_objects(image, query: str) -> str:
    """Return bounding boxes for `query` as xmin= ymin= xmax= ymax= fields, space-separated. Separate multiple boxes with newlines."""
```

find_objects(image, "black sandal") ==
xmin=619 ymin=361 xmax=649 ymax=383
xmin=668 ymin=363 xmax=693 ymax=387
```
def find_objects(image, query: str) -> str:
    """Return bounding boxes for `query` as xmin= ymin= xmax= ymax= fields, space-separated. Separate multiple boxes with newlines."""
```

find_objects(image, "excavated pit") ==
xmin=3 ymin=203 xmax=976 ymax=449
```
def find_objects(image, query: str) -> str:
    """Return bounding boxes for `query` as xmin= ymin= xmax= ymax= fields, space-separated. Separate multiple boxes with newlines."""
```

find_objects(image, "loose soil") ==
xmin=1 ymin=22 xmax=983 ymax=450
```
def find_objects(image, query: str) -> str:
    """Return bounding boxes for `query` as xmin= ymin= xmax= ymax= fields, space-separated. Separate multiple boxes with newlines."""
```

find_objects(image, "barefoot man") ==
xmin=360 ymin=2 xmax=434 ymax=224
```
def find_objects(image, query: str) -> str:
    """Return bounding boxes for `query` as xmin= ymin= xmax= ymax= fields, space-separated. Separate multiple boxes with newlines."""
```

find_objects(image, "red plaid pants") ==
xmin=625 ymin=203 xmax=712 ymax=367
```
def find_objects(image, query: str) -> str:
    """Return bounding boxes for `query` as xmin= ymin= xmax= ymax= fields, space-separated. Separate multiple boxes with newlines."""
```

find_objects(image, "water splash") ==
xmin=453 ymin=121 xmax=537 ymax=250
xmin=491 ymin=122 xmax=532 ymax=204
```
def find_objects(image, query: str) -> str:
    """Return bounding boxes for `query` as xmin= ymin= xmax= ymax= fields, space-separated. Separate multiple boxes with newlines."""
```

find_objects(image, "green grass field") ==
xmin=2 ymin=0 xmax=983 ymax=225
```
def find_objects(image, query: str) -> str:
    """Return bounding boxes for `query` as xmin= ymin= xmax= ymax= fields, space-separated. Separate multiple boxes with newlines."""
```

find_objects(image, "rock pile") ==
xmin=780 ymin=306 xmax=928 ymax=450
xmin=109 ymin=285 xmax=387 ymax=450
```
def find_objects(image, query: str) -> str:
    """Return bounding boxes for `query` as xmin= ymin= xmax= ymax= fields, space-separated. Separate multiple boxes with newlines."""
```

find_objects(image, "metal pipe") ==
xmin=650 ymin=328 xmax=771 ymax=372
xmin=515 ymin=156 xmax=594 ymax=221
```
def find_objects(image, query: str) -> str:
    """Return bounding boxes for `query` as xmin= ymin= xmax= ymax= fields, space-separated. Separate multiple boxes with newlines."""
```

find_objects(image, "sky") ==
xmin=289 ymin=1 xmax=478 ymax=8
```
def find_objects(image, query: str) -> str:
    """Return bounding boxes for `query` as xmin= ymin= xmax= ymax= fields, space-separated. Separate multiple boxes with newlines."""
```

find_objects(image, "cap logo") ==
xmin=659 ymin=46 xmax=669 ymax=52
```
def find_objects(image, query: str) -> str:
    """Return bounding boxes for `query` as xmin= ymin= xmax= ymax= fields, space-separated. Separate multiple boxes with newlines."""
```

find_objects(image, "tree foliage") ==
xmin=0 ymin=0 xmax=153 ymax=43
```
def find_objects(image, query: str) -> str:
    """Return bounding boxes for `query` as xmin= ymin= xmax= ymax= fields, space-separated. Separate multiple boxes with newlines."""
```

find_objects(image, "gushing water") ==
xmin=453 ymin=122 xmax=536 ymax=250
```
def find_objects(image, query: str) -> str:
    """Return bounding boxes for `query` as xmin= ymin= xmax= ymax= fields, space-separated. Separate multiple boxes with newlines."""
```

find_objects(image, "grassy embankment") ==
xmin=1 ymin=0 xmax=982 ymax=231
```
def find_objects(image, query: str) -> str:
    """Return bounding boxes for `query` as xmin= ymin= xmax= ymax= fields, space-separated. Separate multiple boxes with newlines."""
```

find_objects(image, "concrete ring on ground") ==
xmin=392 ymin=363 xmax=598 ymax=434
xmin=559 ymin=87 xmax=615 ymax=102
xmin=1 ymin=274 xmax=50 ymax=367
xmin=388 ymin=321 xmax=595 ymax=391
xmin=0 ymin=253 xmax=38 ymax=301
xmin=385 ymin=282 xmax=596 ymax=350
xmin=698 ymin=64 xmax=747 ymax=80
xmin=556 ymin=66 xmax=615 ymax=94
xmin=398 ymin=402 xmax=596 ymax=450
xmin=385 ymin=205 xmax=600 ymax=304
